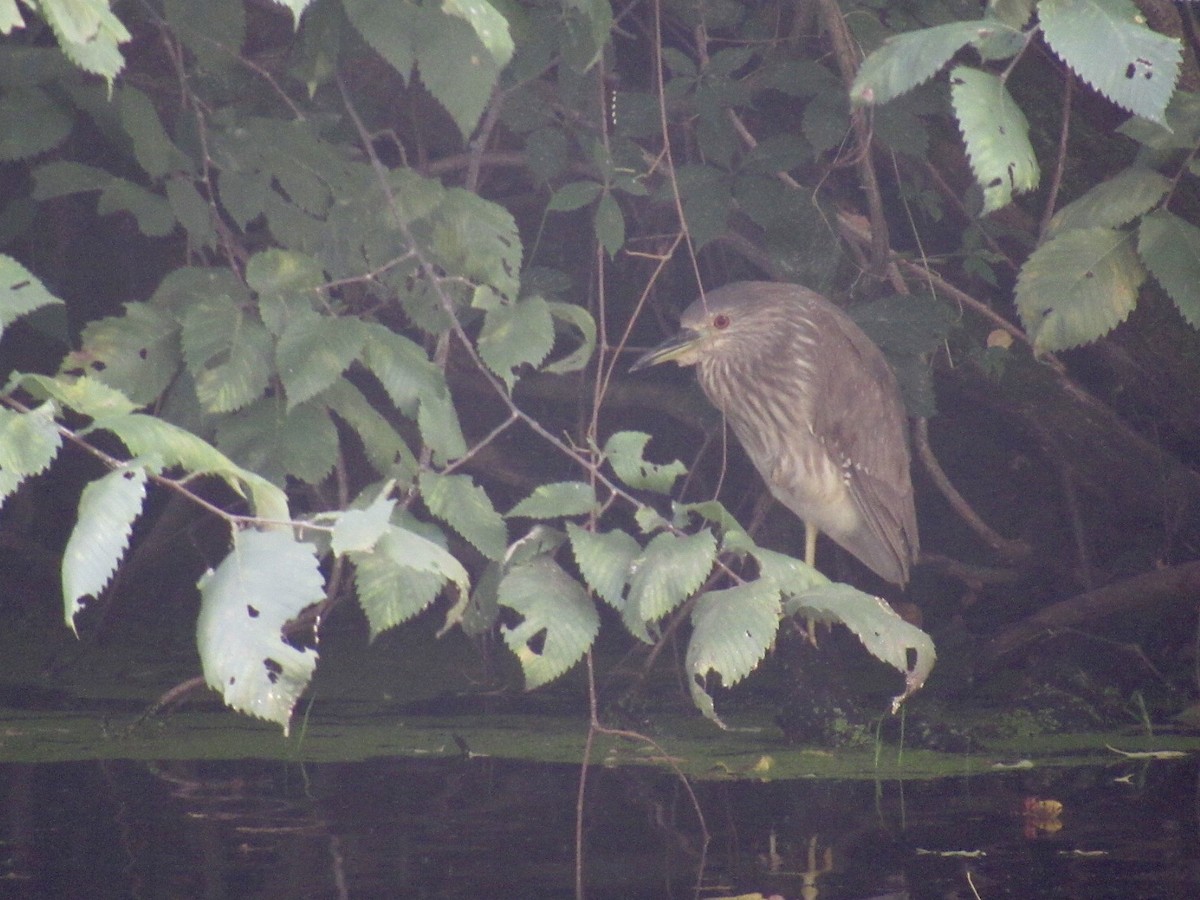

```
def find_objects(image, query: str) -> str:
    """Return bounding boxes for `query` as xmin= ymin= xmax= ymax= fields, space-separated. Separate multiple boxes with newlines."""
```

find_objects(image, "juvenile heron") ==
xmin=631 ymin=281 xmax=918 ymax=586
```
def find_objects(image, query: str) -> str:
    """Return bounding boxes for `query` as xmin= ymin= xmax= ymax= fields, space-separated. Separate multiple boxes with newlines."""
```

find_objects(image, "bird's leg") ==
xmin=804 ymin=521 xmax=820 ymax=646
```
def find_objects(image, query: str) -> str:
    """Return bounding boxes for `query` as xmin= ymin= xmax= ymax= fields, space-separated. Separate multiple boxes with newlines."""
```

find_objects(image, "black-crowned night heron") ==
xmin=631 ymin=281 xmax=918 ymax=586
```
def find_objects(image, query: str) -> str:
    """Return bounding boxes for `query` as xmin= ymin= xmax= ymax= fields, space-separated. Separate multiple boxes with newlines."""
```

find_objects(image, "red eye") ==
xmin=712 ymin=313 xmax=730 ymax=330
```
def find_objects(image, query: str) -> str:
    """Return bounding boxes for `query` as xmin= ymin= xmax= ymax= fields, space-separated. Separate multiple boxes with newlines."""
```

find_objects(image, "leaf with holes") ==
xmin=1039 ymin=0 xmax=1180 ymax=125
xmin=604 ymin=431 xmax=686 ymax=495
xmin=196 ymin=530 xmax=324 ymax=733
xmin=1016 ymin=227 xmax=1144 ymax=351
xmin=566 ymin=523 xmax=640 ymax=610
xmin=785 ymin=582 xmax=937 ymax=710
xmin=950 ymin=66 xmax=1039 ymax=212
xmin=498 ymin=556 xmax=600 ymax=690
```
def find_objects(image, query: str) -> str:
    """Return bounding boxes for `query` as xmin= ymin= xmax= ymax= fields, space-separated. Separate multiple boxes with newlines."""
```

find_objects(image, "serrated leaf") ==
xmin=165 ymin=177 xmax=214 ymax=245
xmin=1039 ymin=0 xmax=1181 ymax=125
xmin=566 ymin=523 xmax=639 ymax=609
xmin=1048 ymin=166 xmax=1171 ymax=236
xmin=321 ymin=378 xmax=418 ymax=479
xmin=498 ymin=556 xmax=600 ymax=690
xmin=430 ymin=189 xmax=522 ymax=301
xmin=507 ymin=481 xmax=596 ymax=519
xmin=1 ymin=254 xmax=65 ymax=341
xmin=361 ymin=324 xmax=440 ymax=415
xmin=342 ymin=0 xmax=415 ymax=77
xmin=179 ymin=293 xmax=272 ymax=413
xmin=1016 ymin=227 xmax=1144 ymax=351
xmin=413 ymin=6 xmax=501 ymax=139
xmin=504 ymin=523 xmax=567 ymax=567
xmin=420 ymin=470 xmax=507 ymax=560
xmin=785 ymin=582 xmax=936 ymax=709
xmin=351 ymin=529 xmax=449 ymax=639
xmin=65 ymin=302 xmax=179 ymax=406
xmin=17 ymin=373 xmax=137 ymax=418
xmin=950 ymin=65 xmax=1039 ymax=212
xmin=672 ymin=500 xmax=752 ymax=552
xmin=1138 ymin=209 xmax=1200 ymax=329
xmin=623 ymin=529 xmax=717 ymax=643
xmin=417 ymin=386 xmax=467 ymax=464
xmin=91 ymin=412 xmax=289 ymax=523
xmin=62 ymin=465 xmax=149 ymax=634
xmin=32 ymin=160 xmax=111 ymax=199
xmin=850 ymin=21 xmax=1019 ymax=107
xmin=276 ymin=314 xmax=368 ymax=409
xmin=331 ymin=488 xmax=396 ymax=555
xmin=215 ymin=396 xmax=339 ymax=487
xmin=477 ymin=295 xmax=555 ymax=389
xmin=0 ymin=404 xmax=62 ymax=509
xmin=543 ymin=301 xmax=597 ymax=375
xmin=686 ymin=579 xmax=782 ymax=726
xmin=246 ymin=248 xmax=325 ymax=336
xmin=752 ymin=546 xmax=828 ymax=594
xmin=604 ymin=431 xmax=686 ymax=494
xmin=41 ymin=0 xmax=130 ymax=87
xmin=196 ymin=530 xmax=324 ymax=733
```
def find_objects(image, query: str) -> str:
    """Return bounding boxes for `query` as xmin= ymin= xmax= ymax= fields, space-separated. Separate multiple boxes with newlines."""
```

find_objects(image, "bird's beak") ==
xmin=629 ymin=327 xmax=704 ymax=371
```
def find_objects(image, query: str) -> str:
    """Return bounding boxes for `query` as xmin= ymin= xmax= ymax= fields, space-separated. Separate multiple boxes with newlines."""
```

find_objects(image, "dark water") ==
xmin=1 ymin=756 xmax=1196 ymax=899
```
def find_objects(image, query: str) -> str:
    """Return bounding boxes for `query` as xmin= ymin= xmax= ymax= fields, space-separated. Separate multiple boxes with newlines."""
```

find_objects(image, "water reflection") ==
xmin=1 ymin=756 xmax=1196 ymax=898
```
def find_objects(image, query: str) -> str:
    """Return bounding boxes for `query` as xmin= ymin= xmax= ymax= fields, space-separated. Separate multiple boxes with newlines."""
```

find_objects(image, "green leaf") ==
xmin=593 ymin=191 xmax=625 ymax=257
xmin=40 ymin=0 xmax=130 ymax=87
xmin=477 ymin=295 xmax=555 ymax=389
xmin=604 ymin=431 xmax=686 ymax=494
xmin=566 ymin=523 xmax=639 ymax=610
xmin=0 ymin=87 xmax=72 ymax=162
xmin=430 ymin=189 xmax=522 ymax=302
xmin=0 ymin=404 xmax=62 ymax=510
xmin=419 ymin=470 xmax=507 ymax=560
xmin=165 ymin=176 xmax=215 ymax=245
xmin=686 ymin=579 xmax=782 ymax=726
xmin=950 ymin=65 xmax=1039 ymax=213
xmin=215 ymin=396 xmax=339 ymax=487
xmin=0 ymin=254 xmax=65 ymax=341
xmin=276 ymin=314 xmax=368 ymax=409
xmin=343 ymin=0 xmax=415 ymax=77
xmin=988 ymin=0 xmax=1035 ymax=28
xmin=66 ymin=302 xmax=179 ymax=406
xmin=508 ymin=481 xmax=596 ymax=519
xmin=32 ymin=160 xmax=111 ymax=199
xmin=785 ymin=582 xmax=937 ymax=709
xmin=442 ymin=0 xmax=513 ymax=68
xmin=179 ymin=293 xmax=272 ymax=413
xmin=321 ymin=378 xmax=418 ymax=479
xmin=1039 ymin=0 xmax=1181 ymax=125
xmin=196 ymin=530 xmax=324 ymax=733
xmin=498 ymin=556 xmax=600 ymax=690
xmin=351 ymin=526 xmax=453 ymax=639
xmin=117 ymin=86 xmax=190 ymax=179
xmin=543 ymin=301 xmax=597 ymax=375
xmin=1138 ymin=210 xmax=1200 ymax=329
xmin=548 ymin=180 xmax=602 ymax=212
xmin=1047 ymin=165 xmax=1172 ymax=236
xmin=752 ymin=545 xmax=828 ymax=593
xmin=413 ymin=5 xmax=502 ymax=139
xmin=672 ymin=500 xmax=752 ymax=552
xmin=91 ymin=412 xmax=290 ymax=523
xmin=16 ymin=373 xmax=138 ymax=418
xmin=97 ymin=179 xmax=175 ymax=236
xmin=246 ymin=249 xmax=325 ymax=336
xmin=62 ymin=465 xmax=149 ymax=634
xmin=417 ymin=386 xmax=467 ymax=464
xmin=332 ymin=488 xmax=396 ymax=556
xmin=361 ymin=324 xmax=440 ymax=415
xmin=623 ymin=529 xmax=717 ymax=643
xmin=850 ymin=21 xmax=1020 ymax=107
xmin=1016 ymin=227 xmax=1144 ymax=351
